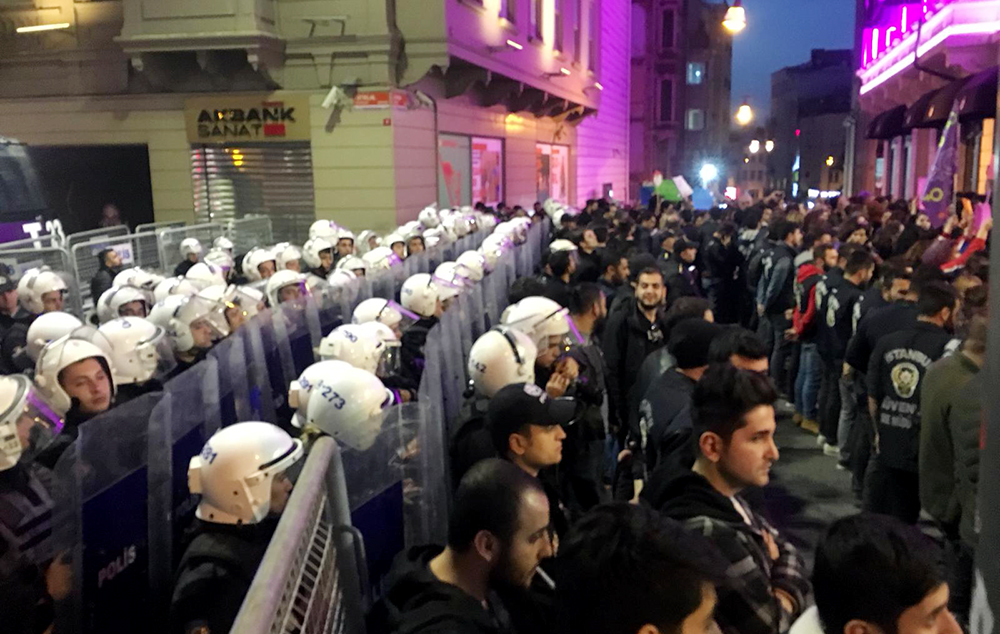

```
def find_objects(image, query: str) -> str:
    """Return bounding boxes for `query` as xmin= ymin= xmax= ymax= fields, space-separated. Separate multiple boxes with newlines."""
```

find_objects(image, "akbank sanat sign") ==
xmin=184 ymin=94 xmax=312 ymax=143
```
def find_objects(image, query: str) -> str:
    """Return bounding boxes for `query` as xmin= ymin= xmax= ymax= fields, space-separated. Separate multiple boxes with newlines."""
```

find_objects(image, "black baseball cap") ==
xmin=675 ymin=238 xmax=699 ymax=253
xmin=0 ymin=263 xmax=17 ymax=294
xmin=488 ymin=383 xmax=576 ymax=451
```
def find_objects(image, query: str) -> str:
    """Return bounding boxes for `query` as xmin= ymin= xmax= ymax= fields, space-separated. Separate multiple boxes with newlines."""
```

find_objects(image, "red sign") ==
xmin=353 ymin=91 xmax=409 ymax=109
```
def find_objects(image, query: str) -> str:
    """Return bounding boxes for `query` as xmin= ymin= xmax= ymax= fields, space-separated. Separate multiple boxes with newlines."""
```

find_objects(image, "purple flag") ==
xmin=920 ymin=109 xmax=959 ymax=228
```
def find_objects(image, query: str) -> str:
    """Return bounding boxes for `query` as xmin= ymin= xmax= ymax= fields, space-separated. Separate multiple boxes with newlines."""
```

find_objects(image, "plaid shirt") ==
xmin=681 ymin=501 xmax=811 ymax=634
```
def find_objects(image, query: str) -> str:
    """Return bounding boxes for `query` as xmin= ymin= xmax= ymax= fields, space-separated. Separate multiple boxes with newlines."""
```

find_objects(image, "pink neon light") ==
xmin=872 ymin=27 xmax=880 ymax=60
xmin=885 ymin=26 xmax=896 ymax=46
xmin=901 ymin=6 xmax=908 ymax=32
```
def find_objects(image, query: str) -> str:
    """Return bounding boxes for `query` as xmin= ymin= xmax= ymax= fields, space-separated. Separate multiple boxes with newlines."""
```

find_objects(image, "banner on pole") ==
xmin=920 ymin=109 xmax=960 ymax=228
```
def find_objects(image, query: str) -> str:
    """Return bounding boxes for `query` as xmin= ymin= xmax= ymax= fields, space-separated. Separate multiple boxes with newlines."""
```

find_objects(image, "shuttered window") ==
xmin=191 ymin=142 xmax=315 ymax=244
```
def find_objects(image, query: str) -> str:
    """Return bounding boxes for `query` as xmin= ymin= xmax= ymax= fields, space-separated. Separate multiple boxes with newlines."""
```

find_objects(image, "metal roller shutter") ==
xmin=191 ymin=142 xmax=315 ymax=245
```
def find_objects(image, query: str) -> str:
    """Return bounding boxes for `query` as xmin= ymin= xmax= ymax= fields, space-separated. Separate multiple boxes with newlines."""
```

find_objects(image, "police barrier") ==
xmin=156 ymin=222 xmax=227 ymax=275
xmin=136 ymin=221 xmax=186 ymax=235
xmin=226 ymin=216 xmax=274 ymax=255
xmin=0 ymin=245 xmax=83 ymax=316
xmin=71 ymin=232 xmax=164 ymax=309
xmin=65 ymin=225 xmax=131 ymax=255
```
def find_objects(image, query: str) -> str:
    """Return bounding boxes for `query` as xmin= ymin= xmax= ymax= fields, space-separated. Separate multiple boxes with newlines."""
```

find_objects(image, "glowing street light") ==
xmin=735 ymin=102 xmax=753 ymax=126
xmin=723 ymin=0 xmax=747 ymax=34
xmin=826 ymin=156 xmax=835 ymax=167
xmin=700 ymin=163 xmax=720 ymax=184
xmin=749 ymin=139 xmax=761 ymax=154
xmin=765 ymin=139 xmax=775 ymax=153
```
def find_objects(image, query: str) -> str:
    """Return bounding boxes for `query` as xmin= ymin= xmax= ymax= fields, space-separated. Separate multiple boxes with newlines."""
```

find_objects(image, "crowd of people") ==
xmin=0 ymin=189 xmax=989 ymax=634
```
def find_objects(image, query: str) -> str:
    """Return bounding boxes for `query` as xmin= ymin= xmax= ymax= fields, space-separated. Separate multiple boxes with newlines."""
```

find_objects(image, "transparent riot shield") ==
xmin=241 ymin=311 xmax=278 ymax=424
xmin=52 ymin=392 xmax=163 ymax=634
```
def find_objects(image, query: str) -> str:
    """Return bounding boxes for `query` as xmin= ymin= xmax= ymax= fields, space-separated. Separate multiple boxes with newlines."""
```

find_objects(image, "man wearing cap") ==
xmin=0 ymin=264 xmax=33 ymax=374
xmin=488 ymin=382 xmax=575 ymax=539
xmin=664 ymin=238 xmax=703 ymax=304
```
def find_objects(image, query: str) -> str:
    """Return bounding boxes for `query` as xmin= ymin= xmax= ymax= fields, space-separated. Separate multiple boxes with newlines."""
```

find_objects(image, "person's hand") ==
xmin=761 ymin=530 xmax=780 ymax=561
xmin=784 ymin=328 xmax=798 ymax=342
xmin=546 ymin=372 xmax=571 ymax=398
xmin=757 ymin=303 xmax=765 ymax=317
xmin=399 ymin=389 xmax=414 ymax=403
xmin=556 ymin=357 xmax=580 ymax=380
xmin=943 ymin=215 xmax=958 ymax=234
xmin=617 ymin=448 xmax=632 ymax=463
xmin=774 ymin=588 xmax=796 ymax=614
xmin=46 ymin=552 xmax=72 ymax=602
xmin=842 ymin=362 xmax=853 ymax=377
xmin=784 ymin=308 xmax=793 ymax=321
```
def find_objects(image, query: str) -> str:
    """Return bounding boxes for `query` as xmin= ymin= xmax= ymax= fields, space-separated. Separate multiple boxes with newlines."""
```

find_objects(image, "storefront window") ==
xmin=472 ymin=137 xmax=504 ymax=207
xmin=536 ymin=143 xmax=570 ymax=203
xmin=438 ymin=134 xmax=472 ymax=208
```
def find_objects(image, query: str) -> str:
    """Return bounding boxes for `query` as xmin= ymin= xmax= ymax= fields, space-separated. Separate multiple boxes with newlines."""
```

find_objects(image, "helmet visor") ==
xmin=375 ymin=341 xmax=402 ymax=379
xmin=147 ymin=328 xmax=178 ymax=382
xmin=381 ymin=300 xmax=420 ymax=336
xmin=7 ymin=386 xmax=64 ymax=466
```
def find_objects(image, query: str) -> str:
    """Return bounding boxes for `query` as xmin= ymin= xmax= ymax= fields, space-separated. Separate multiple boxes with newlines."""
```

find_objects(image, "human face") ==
xmin=636 ymin=272 xmax=665 ymax=311
xmin=392 ymin=242 xmax=407 ymax=259
xmin=789 ymin=229 xmax=804 ymax=248
xmin=118 ymin=300 xmax=147 ymax=318
xmin=823 ymin=248 xmax=839 ymax=270
xmin=916 ymin=214 xmax=932 ymax=231
xmin=730 ymin=355 xmax=768 ymax=374
xmin=270 ymin=471 xmax=294 ymax=515
xmin=257 ymin=260 xmax=276 ymax=280
xmin=279 ymin=285 xmax=303 ymax=304
xmin=0 ymin=289 xmax=18 ymax=314
xmin=680 ymin=248 xmax=698 ymax=264
xmin=42 ymin=291 xmax=64 ymax=313
xmin=514 ymin=423 xmax=567 ymax=470
xmin=895 ymin=583 xmax=962 ymax=634
xmin=582 ymin=230 xmax=599 ymax=249
xmin=319 ymin=250 xmax=334 ymax=272
xmin=818 ymin=233 xmax=833 ymax=245
xmin=761 ymin=208 xmax=773 ymax=224
xmin=491 ymin=488 xmax=553 ymax=589
xmin=285 ymin=259 xmax=301 ymax=273
xmin=60 ymin=358 xmax=112 ymax=415
xmin=190 ymin=318 xmax=216 ymax=349
xmin=849 ymin=228 xmax=868 ymax=244
xmin=616 ymin=258 xmax=631 ymax=284
xmin=407 ymin=238 xmax=425 ymax=255
xmin=368 ymin=236 xmax=381 ymax=250
xmin=536 ymin=334 xmax=563 ymax=368
xmin=106 ymin=251 xmax=122 ymax=268
xmin=662 ymin=236 xmax=677 ymax=253
xmin=336 ymin=238 xmax=354 ymax=257
xmin=225 ymin=305 xmax=246 ymax=331
xmin=717 ymin=405 xmax=779 ymax=490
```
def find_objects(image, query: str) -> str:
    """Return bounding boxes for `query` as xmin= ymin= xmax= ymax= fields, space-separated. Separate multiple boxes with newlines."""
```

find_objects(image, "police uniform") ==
xmin=0 ymin=265 xmax=34 ymax=374
xmin=815 ymin=271 xmax=864 ymax=442
xmin=865 ymin=321 xmax=956 ymax=524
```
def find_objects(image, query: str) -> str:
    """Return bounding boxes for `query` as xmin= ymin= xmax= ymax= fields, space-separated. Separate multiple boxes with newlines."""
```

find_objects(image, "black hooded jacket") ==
xmin=367 ymin=545 xmax=513 ymax=634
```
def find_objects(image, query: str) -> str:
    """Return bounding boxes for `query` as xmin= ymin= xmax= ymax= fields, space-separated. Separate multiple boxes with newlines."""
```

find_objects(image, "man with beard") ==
xmin=596 ymin=249 xmax=629 ymax=309
xmin=643 ymin=365 xmax=809 ymax=634
xmin=602 ymin=267 xmax=668 ymax=444
xmin=368 ymin=459 xmax=553 ymax=634
xmin=90 ymin=248 xmax=123 ymax=305
xmin=865 ymin=282 xmax=959 ymax=524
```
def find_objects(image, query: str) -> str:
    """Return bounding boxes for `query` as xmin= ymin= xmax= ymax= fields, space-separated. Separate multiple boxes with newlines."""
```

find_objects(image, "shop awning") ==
xmin=905 ymin=75 xmax=972 ymax=129
xmin=866 ymin=105 xmax=907 ymax=139
xmin=956 ymin=67 xmax=999 ymax=123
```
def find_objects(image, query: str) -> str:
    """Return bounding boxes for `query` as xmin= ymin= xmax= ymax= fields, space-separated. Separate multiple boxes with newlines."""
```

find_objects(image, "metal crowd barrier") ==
xmin=0 ymin=245 xmax=82 ymax=315
xmin=226 ymin=216 xmax=274 ymax=255
xmin=48 ymin=221 xmax=548 ymax=634
xmin=156 ymin=222 xmax=227 ymax=275
xmin=135 ymin=220 xmax=185 ymax=234
xmin=65 ymin=225 xmax=130 ymax=254
xmin=71 ymin=232 xmax=164 ymax=309
xmin=0 ymin=233 xmax=59 ymax=250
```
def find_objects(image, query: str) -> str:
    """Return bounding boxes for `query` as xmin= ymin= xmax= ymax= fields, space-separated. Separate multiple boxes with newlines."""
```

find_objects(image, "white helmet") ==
xmin=503 ymin=296 xmax=572 ymax=351
xmin=198 ymin=285 xmax=265 ymax=329
xmin=157 ymin=295 xmax=228 ymax=353
xmin=302 ymin=237 xmax=334 ymax=270
xmin=352 ymin=298 xmax=418 ymax=332
xmin=265 ymin=269 xmax=309 ymax=307
xmin=384 ymin=233 xmax=405 ymax=249
xmin=147 ymin=295 xmax=188 ymax=331
xmin=275 ymin=244 xmax=303 ymax=271
xmin=317 ymin=324 xmax=393 ymax=375
xmin=456 ymin=250 xmax=488 ymax=281
xmin=153 ymin=276 xmax=199 ymax=303
xmin=468 ymin=328 xmax=538 ymax=398
xmin=423 ymin=227 xmax=449 ymax=249
xmin=0 ymin=375 xmax=63 ymax=472
xmin=418 ymin=206 xmax=441 ymax=228
xmin=179 ymin=238 xmax=203 ymax=258
xmin=288 ymin=360 xmax=355 ymax=429
xmin=203 ymin=248 xmax=235 ymax=275
xmin=96 ymin=285 xmax=153 ymax=323
xmin=212 ymin=236 xmax=234 ymax=254
xmin=335 ymin=255 xmax=366 ymax=275
xmin=19 ymin=270 xmax=68 ymax=315
xmin=337 ymin=228 xmax=356 ymax=245
xmin=480 ymin=234 xmax=513 ymax=270
xmin=25 ymin=311 xmax=83 ymax=362
xmin=356 ymin=230 xmax=380 ymax=255
xmin=400 ymin=273 xmax=441 ymax=318
xmin=185 ymin=262 xmax=227 ymax=291
xmin=188 ymin=421 xmax=304 ymax=525
xmin=309 ymin=219 xmax=339 ymax=240
xmin=327 ymin=269 xmax=357 ymax=289
xmin=362 ymin=247 xmax=401 ymax=272
xmin=245 ymin=248 xmax=277 ymax=282
xmin=401 ymin=221 xmax=422 ymax=236
xmin=98 ymin=317 xmax=176 ymax=385
xmin=434 ymin=263 xmax=470 ymax=301
xmin=549 ymin=239 xmax=578 ymax=253
xmin=113 ymin=267 xmax=164 ymax=291
xmin=306 ymin=366 xmax=393 ymax=451
xmin=35 ymin=334 xmax=117 ymax=417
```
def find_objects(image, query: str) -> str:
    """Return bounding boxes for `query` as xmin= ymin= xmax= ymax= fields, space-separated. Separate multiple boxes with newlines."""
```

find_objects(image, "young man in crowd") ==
xmin=596 ymin=250 xmax=629 ymax=309
xmin=794 ymin=513 xmax=962 ymax=634
xmin=90 ymin=247 xmax=123 ymax=303
xmin=865 ymin=282 xmax=959 ymax=524
xmin=602 ymin=267 xmax=668 ymax=443
xmin=756 ymin=221 xmax=803 ymax=399
xmin=790 ymin=244 xmax=837 ymax=430
xmin=368 ymin=459 xmax=553 ymax=634
xmin=555 ymin=503 xmax=727 ymax=634
xmin=644 ymin=364 xmax=810 ymax=634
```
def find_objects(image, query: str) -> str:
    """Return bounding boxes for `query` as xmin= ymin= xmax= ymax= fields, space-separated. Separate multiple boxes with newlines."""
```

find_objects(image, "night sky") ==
xmin=720 ymin=0 xmax=856 ymax=119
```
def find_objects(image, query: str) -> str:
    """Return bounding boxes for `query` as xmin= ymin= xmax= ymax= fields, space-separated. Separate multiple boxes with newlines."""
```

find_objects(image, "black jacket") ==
xmin=637 ymin=370 xmax=696 ymax=472
xmin=90 ymin=264 xmax=121 ymax=304
xmin=867 ymin=321 xmax=956 ymax=472
xmin=367 ymin=545 xmax=514 ymax=634
xmin=170 ymin=519 xmax=276 ymax=634
xmin=540 ymin=275 xmax=574 ymax=309
xmin=401 ymin=317 xmax=439 ymax=387
xmin=845 ymin=300 xmax=919 ymax=374
xmin=704 ymin=237 xmax=740 ymax=283
xmin=759 ymin=243 xmax=797 ymax=316
xmin=572 ymin=249 xmax=601 ymax=284
xmin=601 ymin=301 xmax=668 ymax=433
xmin=816 ymin=275 xmax=865 ymax=361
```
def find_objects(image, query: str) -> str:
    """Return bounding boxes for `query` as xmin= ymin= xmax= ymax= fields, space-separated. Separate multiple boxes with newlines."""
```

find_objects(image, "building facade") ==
xmin=629 ymin=0 xmax=732 ymax=199
xmin=769 ymin=49 xmax=853 ymax=199
xmin=0 ymin=0 xmax=629 ymax=240
xmin=851 ymin=0 xmax=999 ymax=200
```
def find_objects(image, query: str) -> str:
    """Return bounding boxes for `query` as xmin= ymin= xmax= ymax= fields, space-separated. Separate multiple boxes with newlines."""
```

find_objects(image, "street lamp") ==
xmin=723 ymin=0 xmax=747 ymax=34
xmin=735 ymin=102 xmax=753 ymax=126
xmin=765 ymin=139 xmax=775 ymax=153
xmin=700 ymin=163 xmax=720 ymax=184
xmin=825 ymin=156 xmax=835 ymax=167
xmin=749 ymin=139 xmax=760 ymax=154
